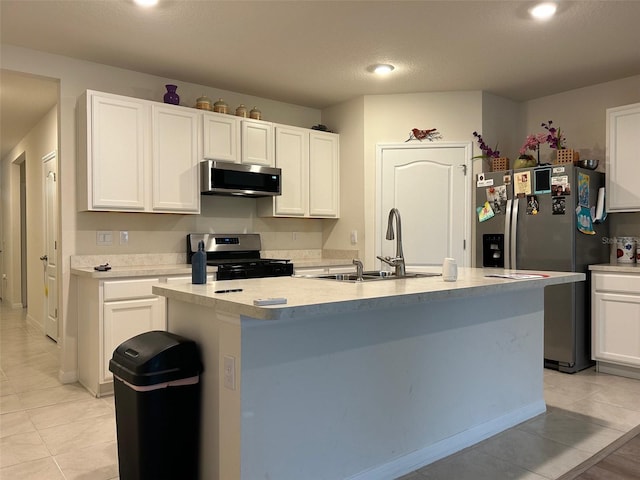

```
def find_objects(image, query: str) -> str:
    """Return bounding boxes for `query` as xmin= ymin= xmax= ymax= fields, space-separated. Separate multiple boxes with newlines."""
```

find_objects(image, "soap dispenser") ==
xmin=192 ymin=240 xmax=207 ymax=284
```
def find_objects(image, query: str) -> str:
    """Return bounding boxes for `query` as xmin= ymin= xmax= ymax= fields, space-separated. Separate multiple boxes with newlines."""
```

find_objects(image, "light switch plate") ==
xmin=96 ymin=231 xmax=112 ymax=246
xmin=119 ymin=231 xmax=129 ymax=245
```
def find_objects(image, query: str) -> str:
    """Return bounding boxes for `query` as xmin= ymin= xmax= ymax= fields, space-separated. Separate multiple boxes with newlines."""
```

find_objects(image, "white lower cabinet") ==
xmin=592 ymin=272 xmax=640 ymax=379
xmin=78 ymin=276 xmax=168 ymax=397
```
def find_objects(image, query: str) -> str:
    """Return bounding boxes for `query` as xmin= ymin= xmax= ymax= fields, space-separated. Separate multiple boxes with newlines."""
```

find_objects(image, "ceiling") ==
xmin=1 ymin=0 xmax=640 ymax=160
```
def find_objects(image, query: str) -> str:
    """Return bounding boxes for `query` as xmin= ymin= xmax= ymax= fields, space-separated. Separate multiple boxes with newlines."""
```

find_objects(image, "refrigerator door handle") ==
xmin=505 ymin=198 xmax=513 ymax=269
xmin=511 ymin=197 xmax=519 ymax=270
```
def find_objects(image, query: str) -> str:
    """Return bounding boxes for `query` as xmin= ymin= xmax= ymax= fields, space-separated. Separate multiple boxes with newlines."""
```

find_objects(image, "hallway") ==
xmin=0 ymin=304 xmax=118 ymax=479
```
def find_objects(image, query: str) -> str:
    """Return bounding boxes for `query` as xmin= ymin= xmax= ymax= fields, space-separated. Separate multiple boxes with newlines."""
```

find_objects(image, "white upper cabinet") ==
xmin=77 ymin=90 xmax=200 ymax=214
xmin=258 ymin=125 xmax=339 ymax=218
xmin=151 ymin=104 xmax=200 ymax=213
xmin=241 ymin=119 xmax=274 ymax=166
xmin=202 ymin=111 xmax=240 ymax=163
xmin=309 ymin=130 xmax=339 ymax=217
xmin=79 ymin=92 xmax=147 ymax=211
xmin=273 ymin=126 xmax=309 ymax=216
xmin=606 ymin=102 xmax=640 ymax=212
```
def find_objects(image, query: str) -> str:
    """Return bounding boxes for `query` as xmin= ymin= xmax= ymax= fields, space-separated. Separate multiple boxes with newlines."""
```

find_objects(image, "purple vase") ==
xmin=163 ymin=84 xmax=179 ymax=105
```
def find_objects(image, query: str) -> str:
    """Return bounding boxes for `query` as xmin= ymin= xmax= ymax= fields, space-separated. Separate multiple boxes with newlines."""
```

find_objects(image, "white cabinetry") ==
xmin=592 ymin=271 xmax=640 ymax=379
xmin=152 ymin=104 xmax=200 ymax=212
xmin=273 ymin=126 xmax=308 ymax=216
xmin=241 ymin=119 xmax=274 ymax=166
xmin=78 ymin=276 xmax=167 ymax=397
xmin=202 ymin=111 xmax=240 ymax=163
xmin=77 ymin=90 xmax=200 ymax=213
xmin=309 ymin=130 xmax=340 ymax=217
xmin=78 ymin=92 xmax=147 ymax=210
xmin=606 ymin=103 xmax=640 ymax=212
xmin=259 ymin=126 xmax=339 ymax=218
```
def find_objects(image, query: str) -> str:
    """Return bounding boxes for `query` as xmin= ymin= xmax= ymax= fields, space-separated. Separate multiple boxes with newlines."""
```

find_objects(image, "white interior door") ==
xmin=43 ymin=151 xmax=58 ymax=341
xmin=376 ymin=143 xmax=471 ymax=270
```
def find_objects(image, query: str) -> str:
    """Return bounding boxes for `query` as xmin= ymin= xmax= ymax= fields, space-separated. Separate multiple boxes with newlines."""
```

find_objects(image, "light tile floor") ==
xmin=1 ymin=304 xmax=639 ymax=480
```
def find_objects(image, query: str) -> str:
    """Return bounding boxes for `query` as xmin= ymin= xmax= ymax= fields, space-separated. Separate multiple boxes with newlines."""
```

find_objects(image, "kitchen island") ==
xmin=153 ymin=268 xmax=583 ymax=480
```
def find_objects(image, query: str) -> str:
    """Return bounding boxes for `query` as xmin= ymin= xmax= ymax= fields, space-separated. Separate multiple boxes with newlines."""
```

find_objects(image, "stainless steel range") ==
xmin=186 ymin=233 xmax=293 ymax=280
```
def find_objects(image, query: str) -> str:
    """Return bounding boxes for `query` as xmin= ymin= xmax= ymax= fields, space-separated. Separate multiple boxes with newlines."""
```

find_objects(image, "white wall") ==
xmin=319 ymin=92 xmax=488 ymax=268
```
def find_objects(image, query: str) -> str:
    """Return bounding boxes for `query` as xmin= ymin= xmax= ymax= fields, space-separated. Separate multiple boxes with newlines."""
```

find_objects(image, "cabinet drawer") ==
xmin=103 ymin=278 xmax=160 ymax=301
xmin=593 ymin=273 xmax=640 ymax=294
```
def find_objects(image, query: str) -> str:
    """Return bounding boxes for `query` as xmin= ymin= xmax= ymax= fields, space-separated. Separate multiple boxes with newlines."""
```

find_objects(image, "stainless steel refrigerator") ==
xmin=475 ymin=165 xmax=609 ymax=373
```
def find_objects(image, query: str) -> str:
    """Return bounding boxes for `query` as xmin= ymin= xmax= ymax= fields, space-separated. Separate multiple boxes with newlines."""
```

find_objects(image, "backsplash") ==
xmin=609 ymin=212 xmax=640 ymax=238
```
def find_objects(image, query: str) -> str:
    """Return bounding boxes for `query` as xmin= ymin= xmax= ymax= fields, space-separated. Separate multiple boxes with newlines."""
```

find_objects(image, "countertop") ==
xmin=70 ymin=259 xmax=353 ymax=279
xmin=70 ymin=264 xmax=216 ymax=278
xmin=589 ymin=263 xmax=640 ymax=274
xmin=153 ymin=267 xmax=584 ymax=321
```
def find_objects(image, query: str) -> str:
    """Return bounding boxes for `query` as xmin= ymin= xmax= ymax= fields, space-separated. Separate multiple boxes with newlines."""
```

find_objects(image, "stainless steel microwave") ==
xmin=200 ymin=160 xmax=281 ymax=197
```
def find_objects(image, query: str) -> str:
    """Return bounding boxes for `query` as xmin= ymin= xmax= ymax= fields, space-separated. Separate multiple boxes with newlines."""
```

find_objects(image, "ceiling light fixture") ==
xmin=134 ymin=0 xmax=158 ymax=7
xmin=373 ymin=64 xmax=395 ymax=75
xmin=529 ymin=2 xmax=557 ymax=20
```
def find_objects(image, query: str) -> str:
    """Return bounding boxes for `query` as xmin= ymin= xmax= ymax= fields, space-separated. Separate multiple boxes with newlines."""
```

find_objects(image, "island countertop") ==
xmin=152 ymin=267 xmax=584 ymax=321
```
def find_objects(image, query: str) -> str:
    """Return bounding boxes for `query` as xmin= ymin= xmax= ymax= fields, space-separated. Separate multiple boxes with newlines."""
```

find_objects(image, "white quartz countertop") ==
xmin=70 ymin=264 xmax=216 ymax=278
xmin=589 ymin=263 xmax=640 ymax=274
xmin=152 ymin=267 xmax=584 ymax=321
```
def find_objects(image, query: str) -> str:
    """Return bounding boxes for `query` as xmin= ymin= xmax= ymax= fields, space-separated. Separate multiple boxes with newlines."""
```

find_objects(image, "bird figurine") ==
xmin=405 ymin=128 xmax=442 ymax=142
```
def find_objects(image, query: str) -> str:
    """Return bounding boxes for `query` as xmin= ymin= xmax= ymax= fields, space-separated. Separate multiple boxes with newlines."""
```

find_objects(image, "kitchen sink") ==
xmin=307 ymin=270 xmax=441 ymax=282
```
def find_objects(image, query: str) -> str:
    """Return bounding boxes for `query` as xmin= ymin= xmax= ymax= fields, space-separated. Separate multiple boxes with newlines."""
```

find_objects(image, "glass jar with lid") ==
xmin=213 ymin=98 xmax=228 ymax=114
xmin=235 ymin=104 xmax=248 ymax=117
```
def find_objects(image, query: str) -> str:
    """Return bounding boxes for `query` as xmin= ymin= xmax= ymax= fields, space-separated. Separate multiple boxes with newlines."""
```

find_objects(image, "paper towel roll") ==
xmin=595 ymin=187 xmax=605 ymax=222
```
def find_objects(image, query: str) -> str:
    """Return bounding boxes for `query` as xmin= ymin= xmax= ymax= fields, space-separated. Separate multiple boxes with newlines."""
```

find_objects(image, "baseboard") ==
xmin=58 ymin=369 xmax=78 ymax=384
xmin=347 ymin=400 xmax=547 ymax=480
xmin=596 ymin=361 xmax=640 ymax=380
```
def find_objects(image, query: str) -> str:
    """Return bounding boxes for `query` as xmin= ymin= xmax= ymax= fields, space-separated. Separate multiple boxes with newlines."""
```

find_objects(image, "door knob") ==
xmin=40 ymin=255 xmax=48 ymax=261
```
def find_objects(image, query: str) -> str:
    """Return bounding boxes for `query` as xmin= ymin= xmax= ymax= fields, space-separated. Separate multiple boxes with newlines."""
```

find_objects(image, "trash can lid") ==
xmin=109 ymin=331 xmax=202 ymax=386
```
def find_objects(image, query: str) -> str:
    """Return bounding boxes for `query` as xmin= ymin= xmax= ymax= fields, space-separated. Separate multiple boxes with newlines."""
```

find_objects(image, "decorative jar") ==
xmin=235 ymin=104 xmax=248 ymax=117
xmin=249 ymin=106 xmax=262 ymax=120
xmin=213 ymin=98 xmax=228 ymax=114
xmin=195 ymin=95 xmax=212 ymax=110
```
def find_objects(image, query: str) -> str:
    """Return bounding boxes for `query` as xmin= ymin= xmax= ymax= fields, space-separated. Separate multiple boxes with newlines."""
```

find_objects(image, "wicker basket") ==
xmin=554 ymin=149 xmax=580 ymax=165
xmin=491 ymin=157 xmax=509 ymax=172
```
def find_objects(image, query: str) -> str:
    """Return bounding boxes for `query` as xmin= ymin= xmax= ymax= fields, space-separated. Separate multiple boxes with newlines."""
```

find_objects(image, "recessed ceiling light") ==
xmin=134 ymin=0 xmax=158 ymax=7
xmin=373 ymin=64 xmax=395 ymax=75
xmin=529 ymin=2 xmax=557 ymax=20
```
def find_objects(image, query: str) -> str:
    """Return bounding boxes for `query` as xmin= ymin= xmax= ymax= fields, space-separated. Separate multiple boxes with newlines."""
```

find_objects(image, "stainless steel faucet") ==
xmin=352 ymin=259 xmax=364 ymax=282
xmin=376 ymin=208 xmax=406 ymax=277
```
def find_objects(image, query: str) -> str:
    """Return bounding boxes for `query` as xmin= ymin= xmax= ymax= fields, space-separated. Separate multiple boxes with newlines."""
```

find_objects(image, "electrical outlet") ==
xmin=223 ymin=355 xmax=236 ymax=390
xmin=119 ymin=231 xmax=129 ymax=245
xmin=350 ymin=230 xmax=358 ymax=245
xmin=292 ymin=232 xmax=298 ymax=241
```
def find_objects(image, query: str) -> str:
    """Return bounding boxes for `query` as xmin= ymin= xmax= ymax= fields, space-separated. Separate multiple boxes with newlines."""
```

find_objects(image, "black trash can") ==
xmin=109 ymin=330 xmax=202 ymax=480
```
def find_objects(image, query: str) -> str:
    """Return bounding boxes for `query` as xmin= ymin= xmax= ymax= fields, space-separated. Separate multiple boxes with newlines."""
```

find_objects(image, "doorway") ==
xmin=19 ymin=156 xmax=27 ymax=307
xmin=43 ymin=151 xmax=58 ymax=340
xmin=376 ymin=143 xmax=472 ymax=269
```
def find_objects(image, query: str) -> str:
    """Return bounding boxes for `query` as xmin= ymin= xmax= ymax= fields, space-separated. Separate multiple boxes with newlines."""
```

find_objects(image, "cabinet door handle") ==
xmin=40 ymin=255 xmax=48 ymax=261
